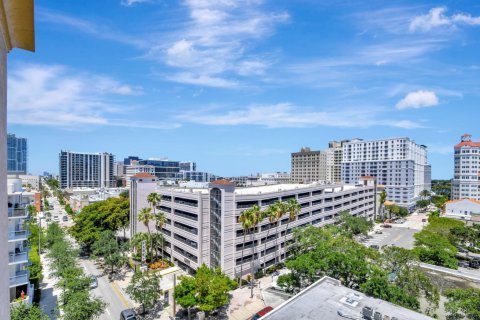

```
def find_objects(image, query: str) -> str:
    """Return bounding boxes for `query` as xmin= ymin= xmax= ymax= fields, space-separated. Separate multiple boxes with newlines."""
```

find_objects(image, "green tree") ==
xmin=445 ymin=288 xmax=480 ymax=320
xmin=238 ymin=206 xmax=255 ymax=283
xmin=62 ymin=291 xmax=106 ymax=320
xmin=70 ymin=196 xmax=129 ymax=248
xmin=174 ymin=276 xmax=197 ymax=320
xmin=336 ymin=211 xmax=373 ymax=236
xmin=126 ymin=271 xmax=162 ymax=314
xmin=413 ymin=231 xmax=458 ymax=269
xmin=378 ymin=190 xmax=388 ymax=221
xmin=195 ymin=264 xmax=237 ymax=314
xmin=92 ymin=230 xmax=127 ymax=275
xmin=154 ymin=212 xmax=167 ymax=259
xmin=420 ymin=189 xmax=431 ymax=201
xmin=416 ymin=199 xmax=429 ymax=209
xmin=147 ymin=192 xmax=161 ymax=215
xmin=10 ymin=303 xmax=50 ymax=320
xmin=262 ymin=204 xmax=278 ymax=269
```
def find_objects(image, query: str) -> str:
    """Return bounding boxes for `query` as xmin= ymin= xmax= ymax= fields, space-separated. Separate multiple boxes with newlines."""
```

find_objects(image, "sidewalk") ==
xmin=39 ymin=253 xmax=60 ymax=319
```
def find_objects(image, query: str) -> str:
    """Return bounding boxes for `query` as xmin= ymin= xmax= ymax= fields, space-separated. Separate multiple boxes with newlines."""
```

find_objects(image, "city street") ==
xmin=81 ymin=257 xmax=134 ymax=320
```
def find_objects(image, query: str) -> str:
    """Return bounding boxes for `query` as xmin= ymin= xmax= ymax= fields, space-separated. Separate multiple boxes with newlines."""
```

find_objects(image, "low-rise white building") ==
xmin=68 ymin=187 xmax=128 ymax=212
xmin=445 ymin=199 xmax=480 ymax=221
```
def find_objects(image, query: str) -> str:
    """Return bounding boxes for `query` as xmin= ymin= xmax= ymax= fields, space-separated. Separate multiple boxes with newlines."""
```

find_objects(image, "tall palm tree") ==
xmin=262 ymin=204 xmax=277 ymax=269
xmin=272 ymin=201 xmax=286 ymax=265
xmin=249 ymin=205 xmax=264 ymax=298
xmin=283 ymin=199 xmax=301 ymax=260
xmin=138 ymin=207 xmax=153 ymax=260
xmin=420 ymin=189 xmax=431 ymax=202
xmin=238 ymin=207 xmax=254 ymax=285
xmin=378 ymin=190 xmax=388 ymax=221
xmin=155 ymin=212 xmax=167 ymax=260
xmin=147 ymin=192 xmax=161 ymax=215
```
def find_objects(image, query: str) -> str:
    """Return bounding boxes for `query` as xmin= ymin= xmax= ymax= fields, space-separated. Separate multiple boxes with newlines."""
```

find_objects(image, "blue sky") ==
xmin=7 ymin=0 xmax=480 ymax=178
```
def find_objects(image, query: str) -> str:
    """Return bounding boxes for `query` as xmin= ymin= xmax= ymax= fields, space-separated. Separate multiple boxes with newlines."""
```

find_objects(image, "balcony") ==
xmin=8 ymin=207 xmax=28 ymax=219
xmin=8 ymin=230 xmax=30 ymax=242
xmin=9 ymin=249 xmax=30 ymax=265
xmin=9 ymin=270 xmax=29 ymax=288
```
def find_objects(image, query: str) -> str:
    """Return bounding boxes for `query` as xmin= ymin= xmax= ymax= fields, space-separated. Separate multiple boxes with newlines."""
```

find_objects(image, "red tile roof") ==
xmin=132 ymin=173 xmax=156 ymax=178
xmin=210 ymin=179 xmax=235 ymax=185
xmin=455 ymin=141 xmax=480 ymax=148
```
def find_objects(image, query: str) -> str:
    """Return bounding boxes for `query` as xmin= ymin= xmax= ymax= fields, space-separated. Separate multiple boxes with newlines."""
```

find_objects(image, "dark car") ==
xmin=381 ymin=224 xmax=392 ymax=228
xmin=470 ymin=260 xmax=480 ymax=269
xmin=370 ymin=245 xmax=380 ymax=251
xmin=120 ymin=309 xmax=137 ymax=320
xmin=251 ymin=306 xmax=273 ymax=320
xmin=62 ymin=215 xmax=68 ymax=222
xmin=458 ymin=261 xmax=470 ymax=268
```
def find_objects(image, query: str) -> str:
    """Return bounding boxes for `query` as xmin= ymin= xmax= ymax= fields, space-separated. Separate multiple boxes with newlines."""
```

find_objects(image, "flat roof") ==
xmin=156 ymin=183 xmax=362 ymax=195
xmin=261 ymin=277 xmax=432 ymax=320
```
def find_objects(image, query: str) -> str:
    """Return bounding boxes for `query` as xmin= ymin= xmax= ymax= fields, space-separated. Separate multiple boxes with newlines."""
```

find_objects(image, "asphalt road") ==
xmin=81 ymin=257 xmax=134 ymax=320
xmin=361 ymin=225 xmax=419 ymax=249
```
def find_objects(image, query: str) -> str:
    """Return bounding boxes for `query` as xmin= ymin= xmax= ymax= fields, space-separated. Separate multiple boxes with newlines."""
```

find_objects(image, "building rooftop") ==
xmin=446 ymin=198 xmax=480 ymax=206
xmin=131 ymin=173 xmax=157 ymax=178
xmin=156 ymin=182 xmax=362 ymax=195
xmin=261 ymin=277 xmax=432 ymax=320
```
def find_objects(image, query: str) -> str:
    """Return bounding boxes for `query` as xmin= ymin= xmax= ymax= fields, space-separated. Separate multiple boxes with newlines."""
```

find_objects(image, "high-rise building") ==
xmin=7 ymin=178 xmax=35 ymax=307
xmin=59 ymin=151 xmax=115 ymax=189
xmin=341 ymin=138 xmax=431 ymax=209
xmin=180 ymin=161 xmax=196 ymax=172
xmin=325 ymin=140 xmax=354 ymax=183
xmin=125 ymin=162 xmax=156 ymax=187
xmin=138 ymin=159 xmax=181 ymax=180
xmin=0 ymin=3 xmax=35 ymax=318
xmin=130 ymin=178 xmax=376 ymax=278
xmin=452 ymin=134 xmax=480 ymax=200
xmin=7 ymin=134 xmax=27 ymax=174
xmin=291 ymin=147 xmax=327 ymax=183
xmin=123 ymin=156 xmax=139 ymax=165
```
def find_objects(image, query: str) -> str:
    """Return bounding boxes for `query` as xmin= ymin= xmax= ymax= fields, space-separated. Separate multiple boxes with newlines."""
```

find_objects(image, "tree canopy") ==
xmin=10 ymin=304 xmax=49 ymax=320
xmin=277 ymin=225 xmax=439 ymax=314
xmin=174 ymin=264 xmax=237 ymax=316
xmin=445 ymin=288 xmax=480 ymax=320
xmin=70 ymin=196 xmax=129 ymax=247
xmin=336 ymin=211 xmax=373 ymax=236
xmin=126 ymin=270 xmax=162 ymax=314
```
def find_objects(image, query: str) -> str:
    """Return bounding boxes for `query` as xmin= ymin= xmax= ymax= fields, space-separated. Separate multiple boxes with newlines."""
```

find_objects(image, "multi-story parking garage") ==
xmin=130 ymin=175 xmax=376 ymax=278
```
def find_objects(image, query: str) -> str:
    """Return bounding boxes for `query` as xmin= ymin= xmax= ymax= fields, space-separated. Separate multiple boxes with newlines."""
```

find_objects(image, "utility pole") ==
xmin=173 ymin=273 xmax=176 ymax=319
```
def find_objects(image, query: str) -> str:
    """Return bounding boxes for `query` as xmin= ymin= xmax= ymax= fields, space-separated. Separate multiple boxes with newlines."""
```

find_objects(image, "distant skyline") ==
xmin=8 ymin=1 xmax=480 ymax=179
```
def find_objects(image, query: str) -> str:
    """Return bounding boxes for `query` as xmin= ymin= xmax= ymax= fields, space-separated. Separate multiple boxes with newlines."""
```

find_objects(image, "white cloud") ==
xmin=396 ymin=90 xmax=439 ymax=110
xmin=37 ymin=7 xmax=146 ymax=48
xmin=147 ymin=1 xmax=288 ymax=87
xmin=409 ymin=7 xmax=480 ymax=32
xmin=177 ymin=103 xmax=423 ymax=129
xmin=121 ymin=0 xmax=150 ymax=6
xmin=7 ymin=64 xmax=177 ymax=129
xmin=166 ymin=73 xmax=238 ymax=88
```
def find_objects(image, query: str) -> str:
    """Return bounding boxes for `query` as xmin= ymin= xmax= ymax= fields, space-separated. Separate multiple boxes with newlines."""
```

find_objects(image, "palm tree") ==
xmin=378 ymin=190 xmax=388 ymax=221
xmin=138 ymin=207 xmax=153 ymax=260
xmin=273 ymin=201 xmax=287 ymax=264
xmin=238 ymin=207 xmax=254 ymax=285
xmin=420 ymin=190 xmax=431 ymax=202
xmin=262 ymin=204 xmax=277 ymax=269
xmin=155 ymin=212 xmax=167 ymax=260
xmin=147 ymin=192 xmax=161 ymax=215
xmin=283 ymin=199 xmax=300 ymax=260
xmin=249 ymin=205 xmax=264 ymax=298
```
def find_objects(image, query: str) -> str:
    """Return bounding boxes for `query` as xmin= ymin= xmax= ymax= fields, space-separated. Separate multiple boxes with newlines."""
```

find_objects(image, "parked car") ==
xmin=370 ymin=245 xmax=380 ymax=251
xmin=470 ymin=260 xmax=480 ymax=269
xmin=89 ymin=276 xmax=98 ymax=289
xmin=458 ymin=261 xmax=470 ymax=268
xmin=375 ymin=230 xmax=383 ymax=234
xmin=394 ymin=219 xmax=406 ymax=224
xmin=120 ymin=309 xmax=137 ymax=320
xmin=381 ymin=224 xmax=392 ymax=228
xmin=62 ymin=215 xmax=68 ymax=222
xmin=251 ymin=306 xmax=273 ymax=320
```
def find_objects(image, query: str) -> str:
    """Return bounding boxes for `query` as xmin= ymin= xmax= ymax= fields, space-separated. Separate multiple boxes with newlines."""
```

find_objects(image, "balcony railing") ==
xmin=8 ymin=230 xmax=30 ymax=242
xmin=8 ymin=208 xmax=28 ymax=219
xmin=9 ymin=270 xmax=29 ymax=288
xmin=9 ymin=251 xmax=29 ymax=265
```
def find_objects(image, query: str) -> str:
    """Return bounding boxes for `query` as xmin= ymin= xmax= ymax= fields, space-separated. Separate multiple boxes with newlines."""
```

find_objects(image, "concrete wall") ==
xmin=0 ymin=25 xmax=9 ymax=318
xmin=445 ymin=200 xmax=480 ymax=220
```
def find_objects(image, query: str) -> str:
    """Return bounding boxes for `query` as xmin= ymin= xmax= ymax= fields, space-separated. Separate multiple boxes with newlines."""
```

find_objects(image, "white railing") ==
xmin=9 ymin=270 xmax=29 ymax=287
xmin=8 ymin=230 xmax=29 ymax=241
xmin=8 ymin=251 xmax=29 ymax=264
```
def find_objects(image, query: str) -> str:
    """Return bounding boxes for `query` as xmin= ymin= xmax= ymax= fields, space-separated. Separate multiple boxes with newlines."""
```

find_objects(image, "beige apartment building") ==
xmin=0 ymin=1 xmax=35 ymax=318
xmin=291 ymin=147 xmax=327 ymax=183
